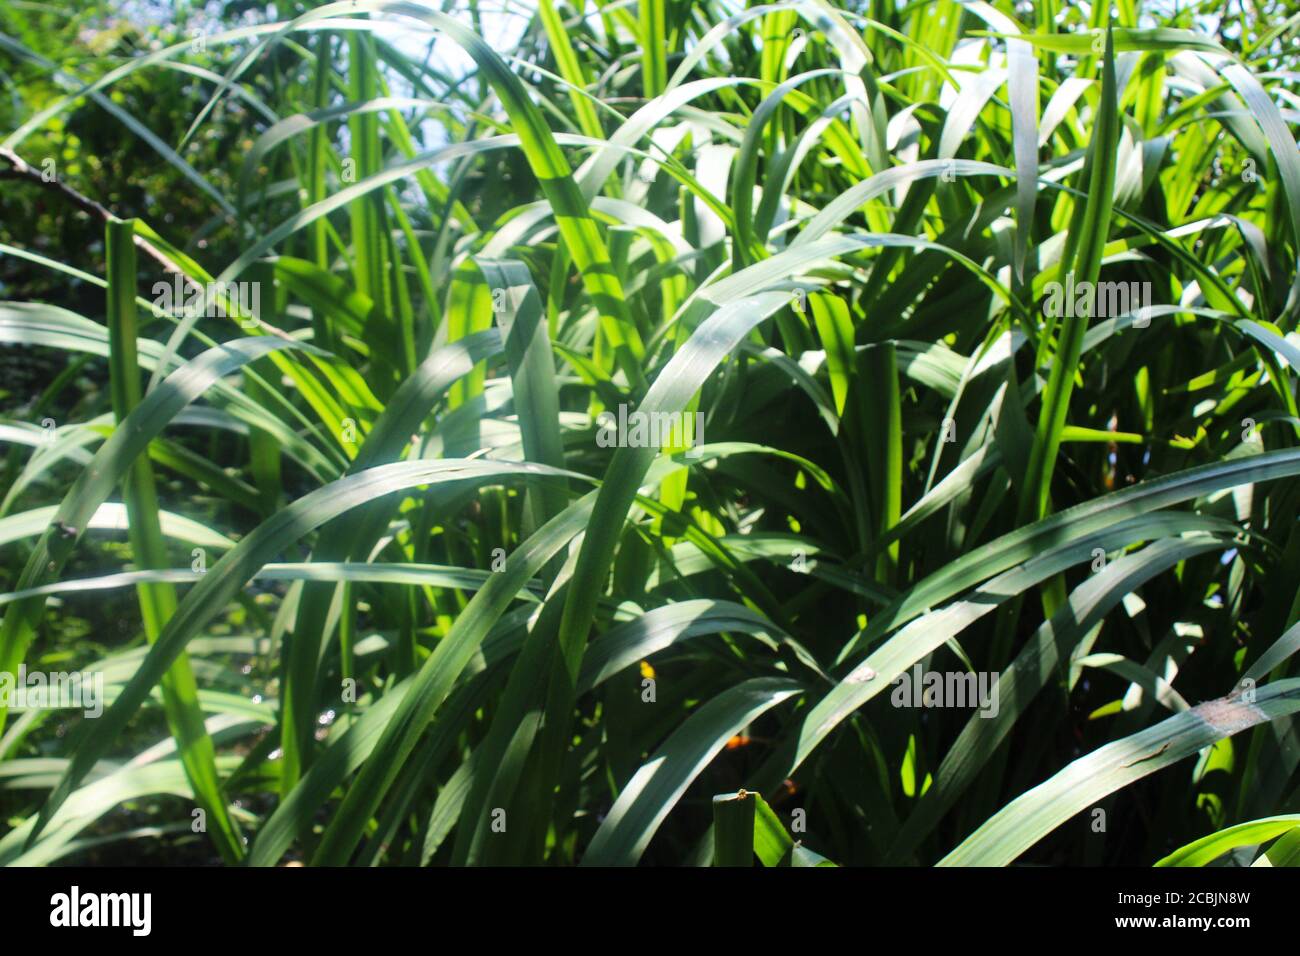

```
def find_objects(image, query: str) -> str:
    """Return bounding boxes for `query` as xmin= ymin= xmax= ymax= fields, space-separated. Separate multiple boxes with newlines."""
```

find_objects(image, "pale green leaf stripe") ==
xmin=0 ymin=562 xmax=547 ymax=608
xmin=1007 ymin=35 xmax=1039 ymax=281
xmin=0 ymin=504 xmax=233 ymax=552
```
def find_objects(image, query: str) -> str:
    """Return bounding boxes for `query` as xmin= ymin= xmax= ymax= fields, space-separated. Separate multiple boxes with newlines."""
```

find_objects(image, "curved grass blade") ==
xmin=940 ymin=676 xmax=1300 ymax=866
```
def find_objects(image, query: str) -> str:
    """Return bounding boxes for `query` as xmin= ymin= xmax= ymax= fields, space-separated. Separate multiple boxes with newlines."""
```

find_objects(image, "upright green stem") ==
xmin=106 ymin=218 xmax=244 ymax=863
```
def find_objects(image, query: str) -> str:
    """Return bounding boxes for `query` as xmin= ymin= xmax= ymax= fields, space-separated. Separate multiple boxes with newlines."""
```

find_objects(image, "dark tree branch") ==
xmin=0 ymin=147 xmax=291 ymax=338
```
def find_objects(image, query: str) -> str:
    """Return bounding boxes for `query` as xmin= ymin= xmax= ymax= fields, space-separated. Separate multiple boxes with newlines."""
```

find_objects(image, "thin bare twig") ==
xmin=0 ymin=146 xmax=292 ymax=338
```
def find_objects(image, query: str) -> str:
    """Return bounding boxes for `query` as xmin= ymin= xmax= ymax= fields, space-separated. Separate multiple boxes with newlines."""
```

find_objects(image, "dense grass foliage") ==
xmin=1 ymin=0 xmax=1299 ymax=866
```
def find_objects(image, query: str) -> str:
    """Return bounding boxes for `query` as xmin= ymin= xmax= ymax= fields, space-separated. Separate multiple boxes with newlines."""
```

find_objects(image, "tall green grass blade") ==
xmin=105 ymin=218 xmax=244 ymax=863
